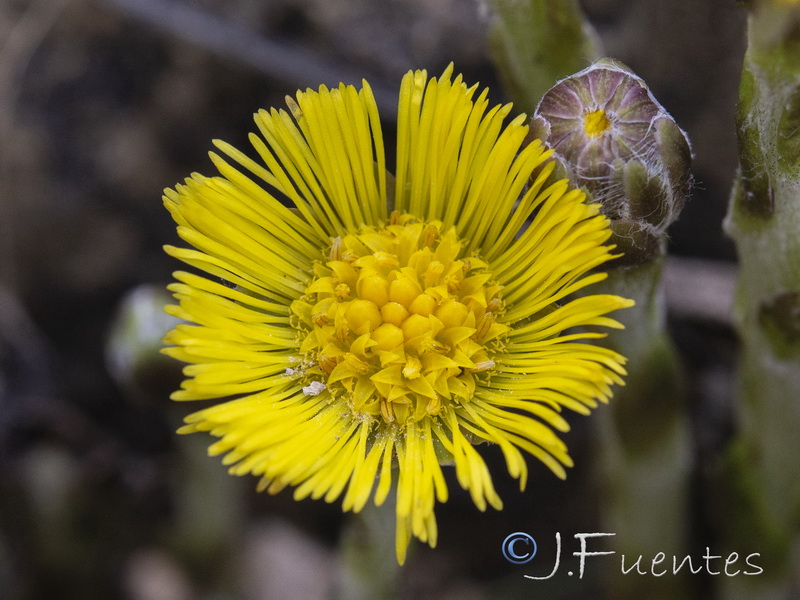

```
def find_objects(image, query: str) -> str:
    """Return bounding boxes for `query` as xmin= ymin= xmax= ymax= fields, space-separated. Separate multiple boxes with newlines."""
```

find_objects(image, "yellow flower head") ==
xmin=163 ymin=64 xmax=633 ymax=564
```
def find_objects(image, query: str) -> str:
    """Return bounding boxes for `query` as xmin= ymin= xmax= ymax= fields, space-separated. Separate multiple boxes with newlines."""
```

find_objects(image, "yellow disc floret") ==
xmin=291 ymin=213 xmax=508 ymax=426
xmin=583 ymin=108 xmax=612 ymax=138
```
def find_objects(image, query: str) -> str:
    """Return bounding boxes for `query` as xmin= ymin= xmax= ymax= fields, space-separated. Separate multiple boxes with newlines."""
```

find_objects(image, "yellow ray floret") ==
xmin=163 ymin=64 xmax=633 ymax=564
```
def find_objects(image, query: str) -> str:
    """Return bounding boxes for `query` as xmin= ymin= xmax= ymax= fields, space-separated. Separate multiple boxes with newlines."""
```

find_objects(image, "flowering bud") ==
xmin=106 ymin=284 xmax=183 ymax=404
xmin=529 ymin=59 xmax=692 ymax=265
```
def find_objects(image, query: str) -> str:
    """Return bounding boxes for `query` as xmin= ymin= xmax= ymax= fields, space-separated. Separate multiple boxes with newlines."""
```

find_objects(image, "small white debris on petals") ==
xmin=303 ymin=381 xmax=326 ymax=396
xmin=285 ymin=368 xmax=297 ymax=376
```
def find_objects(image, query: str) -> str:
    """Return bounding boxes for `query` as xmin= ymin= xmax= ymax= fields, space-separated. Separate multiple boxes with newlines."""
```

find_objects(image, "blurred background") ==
xmin=0 ymin=0 xmax=748 ymax=598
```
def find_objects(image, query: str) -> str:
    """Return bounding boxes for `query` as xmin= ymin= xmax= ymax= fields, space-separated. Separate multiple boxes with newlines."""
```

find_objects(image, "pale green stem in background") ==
xmin=337 ymin=491 xmax=401 ymax=599
xmin=484 ymin=0 xmax=601 ymax=112
xmin=721 ymin=2 xmax=800 ymax=598
xmin=591 ymin=260 xmax=694 ymax=600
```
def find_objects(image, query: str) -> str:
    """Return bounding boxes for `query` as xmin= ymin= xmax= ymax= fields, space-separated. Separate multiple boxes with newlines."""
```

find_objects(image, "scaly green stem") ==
xmin=487 ymin=4 xmax=697 ymax=594
xmin=592 ymin=261 xmax=694 ymax=600
xmin=721 ymin=2 xmax=800 ymax=598
xmin=485 ymin=0 xmax=601 ymax=112
xmin=337 ymin=496 xmax=401 ymax=600
xmin=525 ymin=56 xmax=696 ymax=598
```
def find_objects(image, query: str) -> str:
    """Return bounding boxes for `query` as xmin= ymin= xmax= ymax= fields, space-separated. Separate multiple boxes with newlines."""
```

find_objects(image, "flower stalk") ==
xmin=485 ymin=0 xmax=601 ymax=112
xmin=720 ymin=2 xmax=800 ymax=598
xmin=337 ymin=494 xmax=401 ymax=600
xmin=530 ymin=60 xmax=695 ymax=599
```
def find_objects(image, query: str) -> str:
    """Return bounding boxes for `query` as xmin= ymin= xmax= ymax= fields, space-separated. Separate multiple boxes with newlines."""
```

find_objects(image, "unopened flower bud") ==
xmin=530 ymin=59 xmax=692 ymax=266
xmin=106 ymin=284 xmax=183 ymax=404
